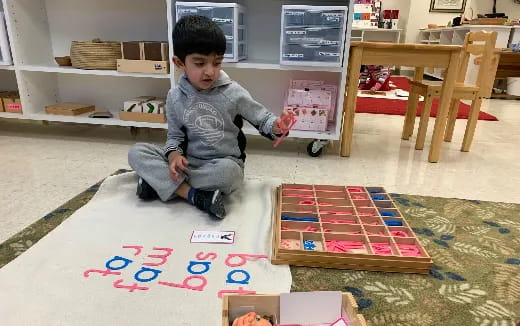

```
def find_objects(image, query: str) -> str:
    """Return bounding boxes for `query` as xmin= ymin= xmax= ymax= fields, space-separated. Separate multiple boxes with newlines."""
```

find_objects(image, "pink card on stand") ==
xmin=287 ymin=80 xmax=338 ymax=122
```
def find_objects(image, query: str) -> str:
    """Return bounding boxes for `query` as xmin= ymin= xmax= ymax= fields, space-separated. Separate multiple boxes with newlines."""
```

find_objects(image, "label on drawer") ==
xmin=325 ymin=16 xmax=342 ymax=23
xmin=212 ymin=17 xmax=233 ymax=23
xmin=323 ymin=12 xmax=343 ymax=17
xmin=178 ymin=8 xmax=197 ymax=14
xmin=285 ymin=11 xmax=304 ymax=16
xmin=286 ymin=30 xmax=306 ymax=35
xmin=318 ymin=52 xmax=340 ymax=57
xmin=283 ymin=53 xmax=304 ymax=58
xmin=320 ymin=40 xmax=340 ymax=45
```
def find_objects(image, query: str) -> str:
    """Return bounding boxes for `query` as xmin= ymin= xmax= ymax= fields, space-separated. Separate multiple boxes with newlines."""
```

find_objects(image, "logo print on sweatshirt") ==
xmin=183 ymin=102 xmax=225 ymax=146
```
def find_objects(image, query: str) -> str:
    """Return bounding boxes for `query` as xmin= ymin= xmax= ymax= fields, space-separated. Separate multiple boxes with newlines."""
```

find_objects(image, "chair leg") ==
xmin=461 ymin=97 xmax=483 ymax=152
xmin=415 ymin=93 xmax=434 ymax=150
xmin=402 ymin=89 xmax=420 ymax=140
xmin=443 ymin=99 xmax=459 ymax=142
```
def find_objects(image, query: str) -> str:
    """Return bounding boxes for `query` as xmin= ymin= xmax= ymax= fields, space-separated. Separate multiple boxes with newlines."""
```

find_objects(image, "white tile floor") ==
xmin=1 ymin=98 xmax=519 ymax=243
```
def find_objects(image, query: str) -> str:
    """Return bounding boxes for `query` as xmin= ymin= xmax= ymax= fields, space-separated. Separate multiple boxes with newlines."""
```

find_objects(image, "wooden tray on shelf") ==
xmin=271 ymin=184 xmax=433 ymax=274
xmin=45 ymin=102 xmax=95 ymax=116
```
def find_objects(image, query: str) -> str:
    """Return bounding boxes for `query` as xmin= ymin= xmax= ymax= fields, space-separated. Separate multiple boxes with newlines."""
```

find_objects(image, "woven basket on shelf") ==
xmin=70 ymin=39 xmax=122 ymax=70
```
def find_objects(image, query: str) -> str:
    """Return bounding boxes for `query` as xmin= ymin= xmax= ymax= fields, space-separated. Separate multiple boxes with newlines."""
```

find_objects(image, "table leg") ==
xmin=428 ymin=51 xmax=461 ymax=163
xmin=340 ymin=47 xmax=363 ymax=157
xmin=402 ymin=67 xmax=424 ymax=139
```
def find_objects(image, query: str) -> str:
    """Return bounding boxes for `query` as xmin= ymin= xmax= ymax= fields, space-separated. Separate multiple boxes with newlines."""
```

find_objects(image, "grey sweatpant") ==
xmin=128 ymin=143 xmax=244 ymax=201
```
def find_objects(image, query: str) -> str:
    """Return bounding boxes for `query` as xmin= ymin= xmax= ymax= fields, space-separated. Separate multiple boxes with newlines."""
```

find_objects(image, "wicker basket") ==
xmin=70 ymin=40 xmax=122 ymax=70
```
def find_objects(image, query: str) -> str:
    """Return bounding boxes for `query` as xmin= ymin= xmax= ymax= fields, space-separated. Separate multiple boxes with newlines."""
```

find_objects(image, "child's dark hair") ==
xmin=173 ymin=15 xmax=226 ymax=62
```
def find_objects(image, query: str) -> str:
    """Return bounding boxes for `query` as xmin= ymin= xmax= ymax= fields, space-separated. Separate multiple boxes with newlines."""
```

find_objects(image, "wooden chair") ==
xmin=401 ymin=31 xmax=498 ymax=152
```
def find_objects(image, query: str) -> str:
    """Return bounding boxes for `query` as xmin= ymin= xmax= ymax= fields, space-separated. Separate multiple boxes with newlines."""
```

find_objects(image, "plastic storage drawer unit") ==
xmin=280 ymin=5 xmax=348 ymax=67
xmin=282 ymin=44 xmax=341 ymax=63
xmin=176 ymin=2 xmax=247 ymax=62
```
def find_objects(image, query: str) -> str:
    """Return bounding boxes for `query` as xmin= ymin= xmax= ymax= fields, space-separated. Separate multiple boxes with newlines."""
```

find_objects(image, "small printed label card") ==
xmin=190 ymin=231 xmax=236 ymax=244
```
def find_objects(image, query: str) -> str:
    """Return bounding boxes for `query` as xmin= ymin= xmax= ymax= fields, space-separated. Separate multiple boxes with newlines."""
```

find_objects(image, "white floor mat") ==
xmin=0 ymin=172 xmax=291 ymax=326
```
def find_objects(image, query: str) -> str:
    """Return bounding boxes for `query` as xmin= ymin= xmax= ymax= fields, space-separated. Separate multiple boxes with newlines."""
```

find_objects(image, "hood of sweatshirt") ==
xmin=177 ymin=71 xmax=233 ymax=96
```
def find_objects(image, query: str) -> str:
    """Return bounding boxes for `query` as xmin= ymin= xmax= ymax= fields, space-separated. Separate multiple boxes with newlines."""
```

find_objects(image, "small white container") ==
xmin=175 ymin=2 xmax=247 ymax=62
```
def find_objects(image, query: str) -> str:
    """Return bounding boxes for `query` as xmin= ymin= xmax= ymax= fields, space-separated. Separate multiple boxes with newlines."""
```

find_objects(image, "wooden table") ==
xmin=340 ymin=42 xmax=463 ymax=163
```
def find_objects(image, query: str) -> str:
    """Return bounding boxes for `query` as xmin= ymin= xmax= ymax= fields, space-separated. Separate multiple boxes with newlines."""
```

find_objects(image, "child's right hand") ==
xmin=168 ymin=152 xmax=189 ymax=182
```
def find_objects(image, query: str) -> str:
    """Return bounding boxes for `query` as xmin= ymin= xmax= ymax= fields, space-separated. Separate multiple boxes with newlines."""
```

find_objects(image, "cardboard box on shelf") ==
xmin=123 ymin=96 xmax=156 ymax=112
xmin=5 ymin=99 xmax=22 ymax=113
xmin=117 ymin=59 xmax=169 ymax=74
xmin=45 ymin=102 xmax=95 ymax=116
xmin=119 ymin=111 xmax=166 ymax=124
xmin=1 ymin=91 xmax=21 ymax=113
xmin=222 ymin=292 xmax=367 ymax=326
xmin=0 ymin=91 xmax=12 ymax=112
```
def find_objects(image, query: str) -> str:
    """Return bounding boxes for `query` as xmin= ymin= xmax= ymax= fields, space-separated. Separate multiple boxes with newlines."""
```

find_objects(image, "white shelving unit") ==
xmin=351 ymin=27 xmax=401 ymax=43
xmin=18 ymin=65 xmax=171 ymax=79
xmin=418 ymin=25 xmax=514 ymax=82
xmin=1 ymin=0 xmax=354 ymax=143
xmin=0 ymin=2 xmax=16 ymax=97
xmin=168 ymin=0 xmax=354 ymax=141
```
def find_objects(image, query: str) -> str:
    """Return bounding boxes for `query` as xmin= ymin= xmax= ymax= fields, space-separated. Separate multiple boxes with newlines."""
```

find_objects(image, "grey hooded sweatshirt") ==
xmin=163 ymin=71 xmax=278 ymax=162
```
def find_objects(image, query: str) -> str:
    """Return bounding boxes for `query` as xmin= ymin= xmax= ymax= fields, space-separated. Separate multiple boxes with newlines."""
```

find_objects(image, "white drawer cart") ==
xmin=0 ymin=0 xmax=355 ymax=157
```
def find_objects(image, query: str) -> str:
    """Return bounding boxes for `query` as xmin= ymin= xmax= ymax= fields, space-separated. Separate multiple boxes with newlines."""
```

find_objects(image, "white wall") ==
xmin=470 ymin=0 xmax=520 ymax=19
xmin=404 ymin=0 xmax=475 ymax=43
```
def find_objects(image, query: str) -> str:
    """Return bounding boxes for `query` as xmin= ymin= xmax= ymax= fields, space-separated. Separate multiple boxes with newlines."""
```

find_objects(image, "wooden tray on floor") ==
xmin=271 ymin=184 xmax=433 ymax=274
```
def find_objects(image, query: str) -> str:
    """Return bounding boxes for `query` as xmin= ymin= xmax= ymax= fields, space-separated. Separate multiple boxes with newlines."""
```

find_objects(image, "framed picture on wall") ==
xmin=429 ymin=0 xmax=467 ymax=13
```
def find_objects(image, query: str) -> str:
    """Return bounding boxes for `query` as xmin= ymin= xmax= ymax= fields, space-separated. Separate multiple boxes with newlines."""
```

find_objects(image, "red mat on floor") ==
xmin=355 ymin=77 xmax=498 ymax=121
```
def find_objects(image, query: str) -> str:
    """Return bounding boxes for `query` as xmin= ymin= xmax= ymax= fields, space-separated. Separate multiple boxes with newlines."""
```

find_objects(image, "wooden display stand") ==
xmin=271 ymin=184 xmax=433 ymax=274
xmin=117 ymin=41 xmax=169 ymax=74
xmin=119 ymin=111 xmax=166 ymax=123
xmin=222 ymin=292 xmax=367 ymax=326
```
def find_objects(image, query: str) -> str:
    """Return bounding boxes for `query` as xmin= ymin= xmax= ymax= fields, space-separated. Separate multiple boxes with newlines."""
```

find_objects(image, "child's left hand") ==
xmin=273 ymin=111 xmax=294 ymax=134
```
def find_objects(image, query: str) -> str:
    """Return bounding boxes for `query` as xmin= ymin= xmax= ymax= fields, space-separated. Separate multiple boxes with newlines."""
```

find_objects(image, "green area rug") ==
xmin=1 ymin=170 xmax=519 ymax=326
